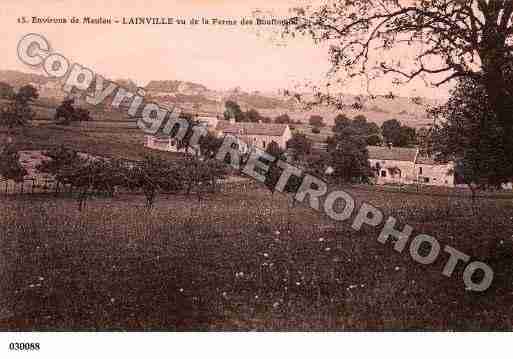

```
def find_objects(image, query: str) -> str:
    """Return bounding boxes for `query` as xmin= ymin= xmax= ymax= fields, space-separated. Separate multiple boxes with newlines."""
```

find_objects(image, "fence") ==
xmin=0 ymin=178 xmax=80 ymax=196
xmin=0 ymin=176 xmax=256 ymax=197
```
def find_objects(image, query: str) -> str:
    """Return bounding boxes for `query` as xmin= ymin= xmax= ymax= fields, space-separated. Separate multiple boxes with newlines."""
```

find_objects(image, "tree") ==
xmin=0 ymin=85 xmax=38 ymax=131
xmin=245 ymin=108 xmax=262 ymax=123
xmin=275 ymin=113 xmax=292 ymax=124
xmin=287 ymin=133 xmax=312 ymax=162
xmin=0 ymin=82 xmax=15 ymax=100
xmin=381 ymin=119 xmax=402 ymax=146
xmin=288 ymin=1 xmax=513 ymax=178
xmin=327 ymin=126 xmax=372 ymax=184
xmin=332 ymin=113 xmax=381 ymax=146
xmin=56 ymin=158 xmax=126 ymax=211
xmin=308 ymin=115 xmax=324 ymax=127
xmin=179 ymin=157 xmax=227 ymax=200
xmin=0 ymin=100 xmax=34 ymax=130
xmin=0 ymin=143 xmax=27 ymax=183
xmin=333 ymin=113 xmax=352 ymax=133
xmin=54 ymin=99 xmax=92 ymax=125
xmin=399 ymin=125 xmax=417 ymax=148
xmin=199 ymin=132 xmax=224 ymax=159
xmin=38 ymin=146 xmax=126 ymax=207
xmin=37 ymin=146 xmax=82 ymax=178
xmin=16 ymin=85 xmax=38 ymax=104
xmin=381 ymin=119 xmax=416 ymax=147
xmin=125 ymin=155 xmax=183 ymax=208
xmin=432 ymin=76 xmax=510 ymax=197
xmin=224 ymin=100 xmax=245 ymax=122
xmin=352 ymin=115 xmax=382 ymax=146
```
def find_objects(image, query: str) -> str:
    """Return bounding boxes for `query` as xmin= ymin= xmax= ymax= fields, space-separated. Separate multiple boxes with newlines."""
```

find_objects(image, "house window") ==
xmin=424 ymin=177 xmax=430 ymax=183
xmin=419 ymin=167 xmax=423 ymax=175
xmin=381 ymin=170 xmax=387 ymax=177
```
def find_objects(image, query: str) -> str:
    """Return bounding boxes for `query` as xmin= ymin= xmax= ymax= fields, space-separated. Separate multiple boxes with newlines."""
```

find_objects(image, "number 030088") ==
xmin=9 ymin=342 xmax=40 ymax=351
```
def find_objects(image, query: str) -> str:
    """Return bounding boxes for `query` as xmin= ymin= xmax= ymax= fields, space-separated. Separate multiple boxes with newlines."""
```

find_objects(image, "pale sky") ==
xmin=0 ymin=0 xmax=451 ymax=98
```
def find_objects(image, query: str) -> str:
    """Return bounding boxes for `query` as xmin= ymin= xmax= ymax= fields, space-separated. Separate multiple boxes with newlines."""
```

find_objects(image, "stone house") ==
xmin=368 ymin=145 xmax=454 ymax=187
xmin=368 ymin=145 xmax=419 ymax=185
xmin=214 ymin=120 xmax=292 ymax=153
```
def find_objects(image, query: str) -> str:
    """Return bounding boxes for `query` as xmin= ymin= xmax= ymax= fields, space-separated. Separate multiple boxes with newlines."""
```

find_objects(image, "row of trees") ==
xmin=224 ymin=100 xmax=303 ymax=124
xmin=30 ymin=146 xmax=229 ymax=211
xmin=330 ymin=114 xmax=417 ymax=148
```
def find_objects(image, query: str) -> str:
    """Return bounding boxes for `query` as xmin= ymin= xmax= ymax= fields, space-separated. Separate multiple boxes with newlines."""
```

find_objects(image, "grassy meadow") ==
xmin=1 ymin=183 xmax=512 ymax=331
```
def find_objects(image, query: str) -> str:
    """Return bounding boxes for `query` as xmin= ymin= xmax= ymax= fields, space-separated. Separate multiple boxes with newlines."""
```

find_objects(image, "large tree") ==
xmin=327 ymin=125 xmax=372 ymax=183
xmin=431 ymin=76 xmax=510 ymax=189
xmin=288 ymin=1 xmax=513 ymax=174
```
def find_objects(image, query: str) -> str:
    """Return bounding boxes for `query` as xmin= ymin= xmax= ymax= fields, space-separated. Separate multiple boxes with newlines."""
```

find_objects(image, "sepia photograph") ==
xmin=0 ymin=0 xmax=512 ymax=356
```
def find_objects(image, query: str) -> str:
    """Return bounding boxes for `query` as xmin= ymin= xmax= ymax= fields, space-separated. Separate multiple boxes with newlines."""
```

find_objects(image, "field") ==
xmin=1 ymin=120 xmax=513 ymax=331
xmin=0 ymin=183 xmax=512 ymax=331
xmin=0 ymin=123 xmax=182 ymax=162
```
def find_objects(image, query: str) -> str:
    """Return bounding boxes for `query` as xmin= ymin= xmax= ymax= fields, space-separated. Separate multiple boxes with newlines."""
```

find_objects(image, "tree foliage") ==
xmin=0 ymin=84 xmax=38 ymax=129
xmin=287 ymin=0 xmax=513 ymax=175
xmin=327 ymin=125 xmax=372 ymax=184
xmin=16 ymin=85 xmax=39 ymax=104
xmin=54 ymin=99 xmax=92 ymax=124
xmin=431 ymin=76 xmax=510 ymax=189
xmin=224 ymin=100 xmax=245 ymax=122
xmin=331 ymin=113 xmax=381 ymax=147
xmin=0 ymin=143 xmax=27 ymax=183
xmin=382 ymin=119 xmax=416 ymax=147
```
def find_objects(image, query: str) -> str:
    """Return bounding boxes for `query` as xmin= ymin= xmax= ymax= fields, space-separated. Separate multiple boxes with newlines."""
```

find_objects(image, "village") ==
xmin=145 ymin=111 xmax=456 ymax=188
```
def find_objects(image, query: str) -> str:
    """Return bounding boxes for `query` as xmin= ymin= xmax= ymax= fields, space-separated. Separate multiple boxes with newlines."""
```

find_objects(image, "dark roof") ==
xmin=216 ymin=120 xmax=288 ymax=136
xmin=367 ymin=146 xmax=418 ymax=162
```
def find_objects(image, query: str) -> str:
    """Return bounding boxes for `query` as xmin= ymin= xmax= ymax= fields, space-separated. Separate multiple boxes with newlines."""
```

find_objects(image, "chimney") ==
xmin=387 ymin=142 xmax=393 ymax=149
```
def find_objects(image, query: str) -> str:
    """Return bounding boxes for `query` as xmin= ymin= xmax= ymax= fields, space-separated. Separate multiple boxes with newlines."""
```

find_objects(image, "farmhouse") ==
xmin=215 ymin=120 xmax=292 ymax=152
xmin=145 ymin=119 xmax=292 ymax=154
xmin=368 ymin=145 xmax=454 ymax=187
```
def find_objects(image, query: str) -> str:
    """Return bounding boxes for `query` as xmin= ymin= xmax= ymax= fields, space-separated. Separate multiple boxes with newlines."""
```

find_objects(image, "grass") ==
xmin=0 ymin=184 xmax=512 ymax=331
xmin=0 ymin=124 xmax=183 ymax=162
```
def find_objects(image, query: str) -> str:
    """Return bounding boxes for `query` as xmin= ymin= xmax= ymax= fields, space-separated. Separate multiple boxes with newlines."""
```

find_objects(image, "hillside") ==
xmin=0 ymin=69 xmax=442 ymax=128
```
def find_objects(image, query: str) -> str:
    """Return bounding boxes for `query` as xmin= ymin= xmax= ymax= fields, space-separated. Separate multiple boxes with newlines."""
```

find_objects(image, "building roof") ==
xmin=216 ymin=120 xmax=288 ymax=137
xmin=367 ymin=146 xmax=418 ymax=162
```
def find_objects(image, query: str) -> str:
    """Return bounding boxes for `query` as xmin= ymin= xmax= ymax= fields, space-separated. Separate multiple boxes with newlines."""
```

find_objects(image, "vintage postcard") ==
xmin=0 ymin=0 xmax=511 ymax=357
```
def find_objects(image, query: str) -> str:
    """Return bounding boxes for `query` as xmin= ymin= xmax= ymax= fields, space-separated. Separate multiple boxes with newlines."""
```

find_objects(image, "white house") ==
xmin=368 ymin=145 xmax=454 ymax=187
xmin=214 ymin=120 xmax=292 ymax=153
xmin=368 ymin=145 xmax=419 ymax=185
